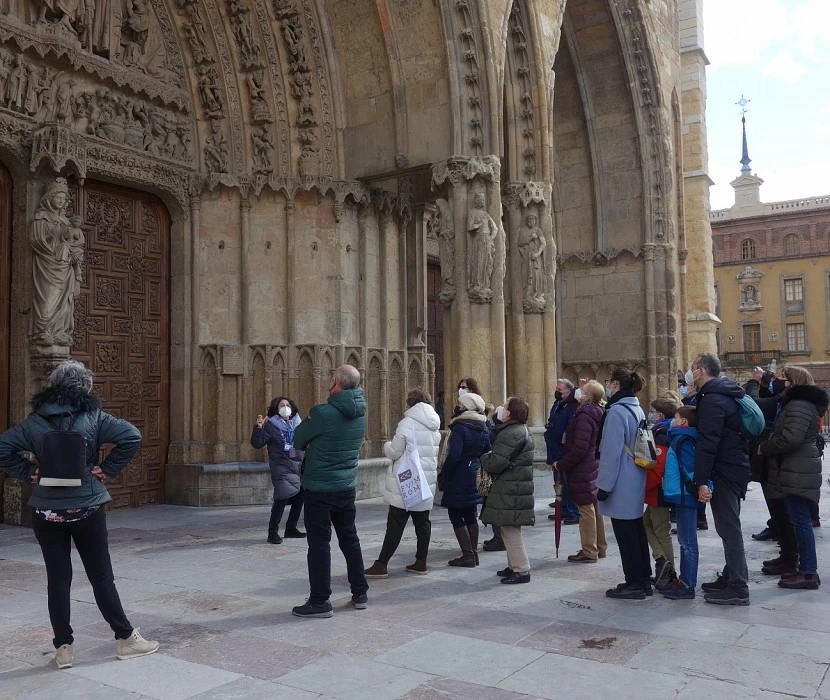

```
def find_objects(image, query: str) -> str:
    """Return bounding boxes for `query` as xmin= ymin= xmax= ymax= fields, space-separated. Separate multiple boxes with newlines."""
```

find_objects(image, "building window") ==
xmin=741 ymin=239 xmax=756 ymax=260
xmin=743 ymin=323 xmax=761 ymax=352
xmin=787 ymin=323 xmax=806 ymax=352
xmin=784 ymin=234 xmax=800 ymax=256
xmin=784 ymin=278 xmax=804 ymax=303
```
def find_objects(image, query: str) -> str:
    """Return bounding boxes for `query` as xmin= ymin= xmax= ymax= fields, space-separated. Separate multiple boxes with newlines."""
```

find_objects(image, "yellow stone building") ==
xmin=711 ymin=126 xmax=830 ymax=383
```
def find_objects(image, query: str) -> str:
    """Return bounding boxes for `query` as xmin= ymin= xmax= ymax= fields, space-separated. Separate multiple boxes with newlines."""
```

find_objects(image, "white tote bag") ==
xmin=396 ymin=426 xmax=433 ymax=510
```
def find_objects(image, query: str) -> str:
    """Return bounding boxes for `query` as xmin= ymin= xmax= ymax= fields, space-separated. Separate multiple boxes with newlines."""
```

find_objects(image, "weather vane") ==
xmin=736 ymin=95 xmax=750 ymax=118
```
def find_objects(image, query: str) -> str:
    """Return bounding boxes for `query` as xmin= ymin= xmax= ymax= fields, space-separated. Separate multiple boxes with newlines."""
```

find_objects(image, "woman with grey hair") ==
xmin=0 ymin=360 xmax=159 ymax=669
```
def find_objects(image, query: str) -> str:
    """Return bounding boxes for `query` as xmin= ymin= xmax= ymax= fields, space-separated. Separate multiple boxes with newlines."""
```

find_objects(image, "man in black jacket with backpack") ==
xmin=688 ymin=353 xmax=751 ymax=606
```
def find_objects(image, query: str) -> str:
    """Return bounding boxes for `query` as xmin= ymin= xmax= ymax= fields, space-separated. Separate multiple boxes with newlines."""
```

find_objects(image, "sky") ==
xmin=702 ymin=0 xmax=830 ymax=210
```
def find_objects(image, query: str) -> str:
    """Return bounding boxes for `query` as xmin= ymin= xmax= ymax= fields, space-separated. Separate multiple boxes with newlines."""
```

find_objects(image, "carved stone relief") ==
xmin=0 ymin=46 xmax=193 ymax=172
xmin=228 ymin=0 xmax=262 ymax=69
xmin=197 ymin=64 xmax=224 ymax=119
xmin=507 ymin=2 xmax=536 ymax=178
xmin=455 ymin=0 xmax=483 ymax=153
xmin=467 ymin=192 xmax=497 ymax=304
xmin=434 ymin=198 xmax=455 ymax=305
xmin=273 ymin=0 xmax=320 ymax=177
xmin=517 ymin=213 xmax=546 ymax=312
xmin=204 ymin=118 xmax=228 ymax=173
xmin=30 ymin=176 xmax=82 ymax=348
xmin=250 ymin=123 xmax=272 ymax=173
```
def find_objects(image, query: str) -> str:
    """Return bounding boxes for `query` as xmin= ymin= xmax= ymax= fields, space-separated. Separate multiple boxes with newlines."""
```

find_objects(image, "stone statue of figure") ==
xmin=466 ymin=192 xmax=497 ymax=302
xmin=120 ymin=0 xmax=151 ymax=67
xmin=435 ymin=198 xmax=455 ymax=303
xmin=30 ymin=177 xmax=81 ymax=346
xmin=203 ymin=119 xmax=227 ymax=172
xmin=742 ymin=285 xmax=758 ymax=304
xmin=37 ymin=0 xmax=84 ymax=34
xmin=66 ymin=214 xmax=85 ymax=295
xmin=93 ymin=0 xmax=125 ymax=59
xmin=518 ymin=212 xmax=546 ymax=312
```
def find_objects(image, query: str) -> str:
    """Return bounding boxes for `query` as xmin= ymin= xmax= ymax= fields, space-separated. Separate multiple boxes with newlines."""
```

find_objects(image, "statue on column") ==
xmin=466 ymin=192 xmax=497 ymax=303
xmin=30 ymin=177 xmax=83 ymax=347
xmin=435 ymin=198 xmax=455 ymax=305
xmin=518 ymin=212 xmax=547 ymax=312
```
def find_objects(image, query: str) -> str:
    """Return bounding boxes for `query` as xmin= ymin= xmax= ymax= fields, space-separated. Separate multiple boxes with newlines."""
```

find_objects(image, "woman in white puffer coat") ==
xmin=364 ymin=388 xmax=441 ymax=578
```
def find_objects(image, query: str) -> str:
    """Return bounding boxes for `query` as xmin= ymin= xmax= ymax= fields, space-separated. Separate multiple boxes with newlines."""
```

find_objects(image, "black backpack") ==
xmin=37 ymin=413 xmax=89 ymax=487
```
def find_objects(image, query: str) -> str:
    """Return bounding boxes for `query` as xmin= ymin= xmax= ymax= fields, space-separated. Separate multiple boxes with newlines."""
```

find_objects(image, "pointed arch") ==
xmin=271 ymin=349 xmax=286 ymax=400
xmin=200 ymin=350 xmax=218 ymax=443
xmin=366 ymin=355 xmax=383 ymax=445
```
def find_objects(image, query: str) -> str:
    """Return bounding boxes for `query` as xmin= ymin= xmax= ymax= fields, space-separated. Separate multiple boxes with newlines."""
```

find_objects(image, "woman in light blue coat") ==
xmin=597 ymin=368 xmax=650 ymax=600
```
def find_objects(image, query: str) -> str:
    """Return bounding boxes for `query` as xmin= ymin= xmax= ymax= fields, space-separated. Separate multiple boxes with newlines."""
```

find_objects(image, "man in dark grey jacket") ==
xmin=0 ymin=360 xmax=159 ymax=669
xmin=690 ymin=353 xmax=751 ymax=606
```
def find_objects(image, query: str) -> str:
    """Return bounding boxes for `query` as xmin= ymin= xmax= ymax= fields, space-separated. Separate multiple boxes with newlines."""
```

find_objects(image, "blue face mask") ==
xmin=679 ymin=386 xmax=689 ymax=398
xmin=647 ymin=411 xmax=655 ymax=424
xmin=605 ymin=386 xmax=612 ymax=399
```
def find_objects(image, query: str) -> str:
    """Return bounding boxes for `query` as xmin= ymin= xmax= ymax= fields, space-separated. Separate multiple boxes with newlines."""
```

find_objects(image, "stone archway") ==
xmin=66 ymin=181 xmax=170 ymax=509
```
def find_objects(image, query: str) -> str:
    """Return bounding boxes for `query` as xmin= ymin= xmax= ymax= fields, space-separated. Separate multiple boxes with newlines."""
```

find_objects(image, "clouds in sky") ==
xmin=702 ymin=0 xmax=830 ymax=208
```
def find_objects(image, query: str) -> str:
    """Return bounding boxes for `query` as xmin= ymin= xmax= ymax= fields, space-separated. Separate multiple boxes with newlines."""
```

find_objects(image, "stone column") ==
xmin=502 ymin=181 xmax=556 ymax=425
xmin=432 ymin=155 xmax=506 ymax=407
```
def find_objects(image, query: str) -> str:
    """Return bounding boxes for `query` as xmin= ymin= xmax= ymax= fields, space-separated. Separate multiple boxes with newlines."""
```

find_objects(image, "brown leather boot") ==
xmin=405 ymin=560 xmax=428 ymax=575
xmin=468 ymin=522 xmax=479 ymax=566
xmin=364 ymin=561 xmax=389 ymax=579
xmin=778 ymin=572 xmax=821 ymax=589
xmin=448 ymin=527 xmax=476 ymax=567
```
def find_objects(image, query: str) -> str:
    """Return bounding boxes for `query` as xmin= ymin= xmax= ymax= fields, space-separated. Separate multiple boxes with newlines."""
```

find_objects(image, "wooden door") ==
xmin=427 ymin=262 xmax=444 ymax=407
xmin=67 ymin=182 xmax=169 ymax=508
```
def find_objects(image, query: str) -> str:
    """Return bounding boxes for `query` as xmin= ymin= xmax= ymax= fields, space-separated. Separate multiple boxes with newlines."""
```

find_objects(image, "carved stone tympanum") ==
xmin=30 ymin=177 xmax=83 ymax=348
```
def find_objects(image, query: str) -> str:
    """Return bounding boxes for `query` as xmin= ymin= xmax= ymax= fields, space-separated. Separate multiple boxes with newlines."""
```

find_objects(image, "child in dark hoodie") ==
xmin=662 ymin=406 xmax=704 ymax=599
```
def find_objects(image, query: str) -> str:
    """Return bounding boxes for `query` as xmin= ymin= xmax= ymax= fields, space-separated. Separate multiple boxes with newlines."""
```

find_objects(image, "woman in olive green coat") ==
xmin=480 ymin=396 xmax=535 ymax=584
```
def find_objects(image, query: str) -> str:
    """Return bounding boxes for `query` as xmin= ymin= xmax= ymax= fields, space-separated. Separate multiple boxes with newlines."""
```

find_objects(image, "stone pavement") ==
xmin=1 ymin=470 xmax=829 ymax=700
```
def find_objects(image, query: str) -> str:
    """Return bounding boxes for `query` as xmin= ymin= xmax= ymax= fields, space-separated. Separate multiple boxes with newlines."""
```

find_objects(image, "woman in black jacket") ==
xmin=251 ymin=396 xmax=305 ymax=544
xmin=0 ymin=360 xmax=159 ymax=669
xmin=758 ymin=366 xmax=827 ymax=589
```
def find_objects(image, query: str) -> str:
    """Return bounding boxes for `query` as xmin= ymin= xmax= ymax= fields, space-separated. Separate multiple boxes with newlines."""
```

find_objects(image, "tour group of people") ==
xmin=0 ymin=352 xmax=825 ymax=669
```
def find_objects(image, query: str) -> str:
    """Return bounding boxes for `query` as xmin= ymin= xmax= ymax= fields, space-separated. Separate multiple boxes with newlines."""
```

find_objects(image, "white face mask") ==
xmin=278 ymin=406 xmax=292 ymax=419
xmin=684 ymin=368 xmax=695 ymax=386
xmin=458 ymin=388 xmax=468 ymax=399
xmin=495 ymin=405 xmax=504 ymax=422
xmin=574 ymin=388 xmax=583 ymax=401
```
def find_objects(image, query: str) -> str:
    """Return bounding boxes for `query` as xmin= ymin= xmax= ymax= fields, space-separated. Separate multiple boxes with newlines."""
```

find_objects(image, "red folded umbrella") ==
xmin=553 ymin=469 xmax=563 ymax=558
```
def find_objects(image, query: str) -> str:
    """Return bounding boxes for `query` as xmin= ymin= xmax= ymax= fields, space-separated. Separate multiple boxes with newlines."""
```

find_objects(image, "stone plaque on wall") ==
xmin=221 ymin=345 xmax=244 ymax=375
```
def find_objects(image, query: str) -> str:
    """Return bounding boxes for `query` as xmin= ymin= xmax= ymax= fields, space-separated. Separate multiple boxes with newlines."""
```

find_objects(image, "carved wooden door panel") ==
xmin=67 ymin=182 xmax=169 ymax=509
xmin=427 ymin=262 xmax=444 ymax=405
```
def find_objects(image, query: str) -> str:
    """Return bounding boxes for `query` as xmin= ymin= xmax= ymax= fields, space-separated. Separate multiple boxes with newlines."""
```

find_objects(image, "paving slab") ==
xmin=0 ymin=468 xmax=828 ymax=700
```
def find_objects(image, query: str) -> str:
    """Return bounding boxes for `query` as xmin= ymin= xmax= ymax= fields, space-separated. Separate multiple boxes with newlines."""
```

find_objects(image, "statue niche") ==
xmin=30 ymin=177 xmax=84 ymax=348
xmin=517 ymin=212 xmax=546 ymax=313
xmin=467 ymin=192 xmax=497 ymax=304
xmin=434 ymin=198 xmax=455 ymax=305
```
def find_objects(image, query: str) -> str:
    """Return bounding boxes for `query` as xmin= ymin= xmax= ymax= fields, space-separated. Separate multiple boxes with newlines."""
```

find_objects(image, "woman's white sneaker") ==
xmin=116 ymin=628 xmax=160 ymax=660
xmin=55 ymin=643 xmax=74 ymax=669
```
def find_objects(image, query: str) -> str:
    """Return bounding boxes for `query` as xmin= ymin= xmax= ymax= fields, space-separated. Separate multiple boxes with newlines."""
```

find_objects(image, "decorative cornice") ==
xmin=558 ymin=246 xmax=643 ymax=267
xmin=432 ymin=154 xmax=500 ymax=188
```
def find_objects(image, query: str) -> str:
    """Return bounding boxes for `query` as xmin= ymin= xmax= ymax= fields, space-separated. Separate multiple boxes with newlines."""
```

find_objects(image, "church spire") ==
xmin=737 ymin=95 xmax=752 ymax=173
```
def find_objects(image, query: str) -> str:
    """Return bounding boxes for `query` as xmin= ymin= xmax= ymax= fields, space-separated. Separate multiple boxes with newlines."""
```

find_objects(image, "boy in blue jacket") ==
xmin=661 ymin=406 xmax=704 ymax=599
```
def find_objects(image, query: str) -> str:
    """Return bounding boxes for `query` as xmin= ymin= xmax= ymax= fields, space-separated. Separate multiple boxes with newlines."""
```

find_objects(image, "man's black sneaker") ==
xmin=751 ymin=527 xmax=777 ymax=542
xmin=701 ymin=573 xmax=728 ymax=593
xmin=496 ymin=567 xmax=514 ymax=578
xmin=292 ymin=600 xmax=333 ymax=618
xmin=704 ymin=586 xmax=749 ymax=606
xmin=267 ymin=533 xmax=283 ymax=544
xmin=350 ymin=594 xmax=368 ymax=610
xmin=606 ymin=583 xmax=646 ymax=600
xmin=284 ymin=528 xmax=307 ymax=538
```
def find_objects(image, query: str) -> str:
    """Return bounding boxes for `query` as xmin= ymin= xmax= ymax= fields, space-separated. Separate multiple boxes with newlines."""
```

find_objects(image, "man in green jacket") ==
xmin=291 ymin=364 xmax=369 ymax=618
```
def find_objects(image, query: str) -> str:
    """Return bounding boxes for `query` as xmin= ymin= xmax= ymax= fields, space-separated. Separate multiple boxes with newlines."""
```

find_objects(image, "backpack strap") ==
xmin=674 ymin=435 xmax=698 ymax=494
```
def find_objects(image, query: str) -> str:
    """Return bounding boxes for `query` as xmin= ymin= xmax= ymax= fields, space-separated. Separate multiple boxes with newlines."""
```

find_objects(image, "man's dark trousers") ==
xmin=304 ymin=489 xmax=368 ymax=604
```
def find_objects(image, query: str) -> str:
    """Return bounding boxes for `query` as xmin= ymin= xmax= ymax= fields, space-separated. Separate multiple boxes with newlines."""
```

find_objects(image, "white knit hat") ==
xmin=459 ymin=392 xmax=485 ymax=413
